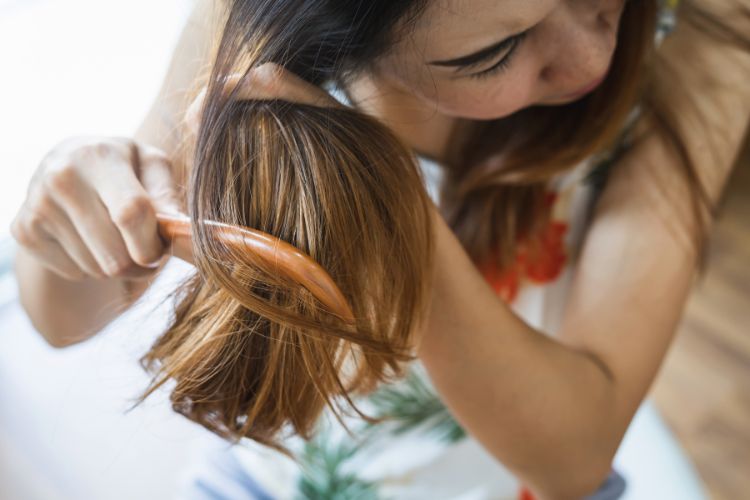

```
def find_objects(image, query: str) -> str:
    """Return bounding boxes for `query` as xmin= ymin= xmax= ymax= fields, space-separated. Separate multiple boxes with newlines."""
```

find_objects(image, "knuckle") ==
xmin=138 ymin=146 xmax=168 ymax=166
xmin=254 ymin=63 xmax=283 ymax=90
xmin=9 ymin=217 xmax=34 ymax=247
xmin=133 ymin=240 xmax=163 ymax=267
xmin=102 ymin=255 xmax=134 ymax=278
xmin=75 ymin=141 xmax=118 ymax=165
xmin=25 ymin=212 xmax=47 ymax=237
xmin=44 ymin=165 xmax=79 ymax=194
xmin=186 ymin=90 xmax=207 ymax=127
xmin=111 ymin=136 xmax=135 ymax=151
xmin=12 ymin=205 xmax=47 ymax=244
xmin=8 ymin=216 xmax=20 ymax=239
xmin=29 ymin=191 xmax=56 ymax=217
xmin=111 ymin=196 xmax=153 ymax=228
xmin=90 ymin=141 xmax=114 ymax=159
xmin=256 ymin=61 xmax=282 ymax=78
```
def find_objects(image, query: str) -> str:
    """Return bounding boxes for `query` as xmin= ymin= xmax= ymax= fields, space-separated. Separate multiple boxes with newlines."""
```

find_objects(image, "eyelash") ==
xmin=468 ymin=33 xmax=528 ymax=80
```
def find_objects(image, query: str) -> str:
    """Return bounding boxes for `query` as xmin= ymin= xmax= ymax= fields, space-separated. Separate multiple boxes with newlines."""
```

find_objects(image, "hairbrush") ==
xmin=155 ymin=212 xmax=355 ymax=325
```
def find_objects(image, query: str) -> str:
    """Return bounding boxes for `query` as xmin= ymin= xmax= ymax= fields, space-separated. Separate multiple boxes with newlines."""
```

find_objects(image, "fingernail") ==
xmin=144 ymin=257 xmax=162 ymax=268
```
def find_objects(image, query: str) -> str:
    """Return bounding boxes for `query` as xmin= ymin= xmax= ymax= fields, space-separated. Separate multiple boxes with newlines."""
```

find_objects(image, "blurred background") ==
xmin=0 ymin=0 xmax=747 ymax=499
xmin=650 ymin=146 xmax=750 ymax=499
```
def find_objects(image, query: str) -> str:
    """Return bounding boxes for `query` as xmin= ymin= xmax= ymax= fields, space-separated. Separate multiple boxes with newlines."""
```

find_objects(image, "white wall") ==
xmin=0 ymin=2 xmax=224 ymax=500
xmin=0 ymin=0 xmax=194 ymax=236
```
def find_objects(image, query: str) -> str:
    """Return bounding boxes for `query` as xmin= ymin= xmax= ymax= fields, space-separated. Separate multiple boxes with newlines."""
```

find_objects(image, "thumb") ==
xmin=136 ymin=143 xmax=184 ymax=215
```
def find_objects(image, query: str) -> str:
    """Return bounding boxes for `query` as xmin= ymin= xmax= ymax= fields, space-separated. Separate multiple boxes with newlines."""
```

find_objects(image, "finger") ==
xmin=185 ymin=63 xmax=343 ymax=133
xmin=14 ymin=191 xmax=106 ymax=278
xmin=85 ymin=154 xmax=166 ymax=269
xmin=137 ymin=143 xmax=184 ymax=214
xmin=28 ymin=239 xmax=88 ymax=282
xmin=50 ymin=171 xmax=146 ymax=276
xmin=42 ymin=207 xmax=109 ymax=278
xmin=11 ymin=212 xmax=88 ymax=281
xmin=185 ymin=86 xmax=208 ymax=134
xmin=233 ymin=63 xmax=344 ymax=109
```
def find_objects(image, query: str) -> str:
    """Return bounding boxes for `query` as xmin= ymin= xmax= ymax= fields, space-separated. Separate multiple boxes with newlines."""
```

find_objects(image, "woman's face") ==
xmin=372 ymin=0 xmax=627 ymax=120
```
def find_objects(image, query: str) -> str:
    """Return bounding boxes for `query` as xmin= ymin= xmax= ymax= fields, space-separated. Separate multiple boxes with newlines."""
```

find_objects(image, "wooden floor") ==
xmin=650 ymin=133 xmax=750 ymax=500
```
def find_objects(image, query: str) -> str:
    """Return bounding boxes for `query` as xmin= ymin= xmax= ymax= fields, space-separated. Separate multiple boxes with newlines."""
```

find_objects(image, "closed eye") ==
xmin=428 ymin=27 xmax=531 ymax=79
xmin=466 ymin=32 xmax=527 ymax=80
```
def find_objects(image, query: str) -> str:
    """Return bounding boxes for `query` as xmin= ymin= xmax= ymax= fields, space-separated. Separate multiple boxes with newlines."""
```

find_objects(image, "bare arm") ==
xmin=416 ymin=2 xmax=750 ymax=498
xmin=13 ymin=0 xmax=220 ymax=347
xmin=131 ymin=0 xmax=221 ymax=185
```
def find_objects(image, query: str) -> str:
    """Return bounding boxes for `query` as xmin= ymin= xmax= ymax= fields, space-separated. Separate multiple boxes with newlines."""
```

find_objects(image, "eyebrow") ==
xmin=427 ymin=29 xmax=529 ymax=69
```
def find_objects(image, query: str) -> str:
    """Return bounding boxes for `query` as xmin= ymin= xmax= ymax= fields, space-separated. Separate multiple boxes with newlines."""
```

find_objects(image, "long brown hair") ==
xmin=139 ymin=0 xmax=438 ymax=456
xmin=138 ymin=0 xmax=750 ymax=456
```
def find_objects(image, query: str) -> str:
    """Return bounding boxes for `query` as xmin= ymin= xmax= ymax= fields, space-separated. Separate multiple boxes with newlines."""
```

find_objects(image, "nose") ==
xmin=538 ymin=0 xmax=622 ymax=97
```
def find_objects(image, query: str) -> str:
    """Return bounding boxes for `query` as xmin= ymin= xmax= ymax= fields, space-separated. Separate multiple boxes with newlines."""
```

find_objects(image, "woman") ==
xmin=10 ymin=0 xmax=750 ymax=498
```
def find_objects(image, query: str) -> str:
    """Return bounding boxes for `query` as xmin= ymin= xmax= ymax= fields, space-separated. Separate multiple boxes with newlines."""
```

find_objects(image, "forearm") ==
xmin=13 ymin=96 xmax=184 ymax=347
xmin=14 ymin=105 xmax=179 ymax=347
xmin=416 ymin=5 xmax=750 ymax=497
xmin=416 ymin=212 xmax=616 ymax=500
xmin=14 ymin=99 xmax=186 ymax=348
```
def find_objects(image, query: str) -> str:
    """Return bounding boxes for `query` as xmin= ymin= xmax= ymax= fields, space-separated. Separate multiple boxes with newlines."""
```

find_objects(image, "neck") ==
xmin=344 ymin=73 xmax=473 ymax=166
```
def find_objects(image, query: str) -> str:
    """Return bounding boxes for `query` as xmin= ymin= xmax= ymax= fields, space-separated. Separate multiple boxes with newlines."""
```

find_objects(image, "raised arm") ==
xmin=132 ymin=0 xmax=221 ymax=181
xmin=12 ymin=0 xmax=220 ymax=347
xmin=416 ymin=1 xmax=750 ymax=498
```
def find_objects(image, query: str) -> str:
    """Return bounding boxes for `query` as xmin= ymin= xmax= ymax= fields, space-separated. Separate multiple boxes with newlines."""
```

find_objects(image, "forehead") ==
xmin=403 ymin=0 xmax=553 ymax=57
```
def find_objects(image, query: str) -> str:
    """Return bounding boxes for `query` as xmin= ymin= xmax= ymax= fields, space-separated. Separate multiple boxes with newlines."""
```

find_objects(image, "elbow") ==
xmin=556 ymin=425 xmax=621 ymax=498
xmin=567 ymin=460 xmax=617 ymax=500
xmin=527 ymin=458 xmax=615 ymax=500
xmin=525 ymin=354 xmax=621 ymax=499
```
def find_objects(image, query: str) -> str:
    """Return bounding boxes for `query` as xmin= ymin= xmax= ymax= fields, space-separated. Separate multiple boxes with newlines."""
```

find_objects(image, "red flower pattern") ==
xmin=518 ymin=485 xmax=537 ymax=500
xmin=477 ymin=191 xmax=569 ymax=303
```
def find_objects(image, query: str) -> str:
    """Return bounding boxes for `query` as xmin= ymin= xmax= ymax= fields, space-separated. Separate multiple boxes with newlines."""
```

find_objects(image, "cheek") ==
xmin=419 ymin=73 xmax=536 ymax=120
xmin=378 ymin=56 xmax=541 ymax=121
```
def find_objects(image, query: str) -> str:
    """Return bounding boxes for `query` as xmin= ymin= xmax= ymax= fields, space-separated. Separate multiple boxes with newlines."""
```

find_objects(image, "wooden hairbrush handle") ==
xmin=155 ymin=212 xmax=356 ymax=325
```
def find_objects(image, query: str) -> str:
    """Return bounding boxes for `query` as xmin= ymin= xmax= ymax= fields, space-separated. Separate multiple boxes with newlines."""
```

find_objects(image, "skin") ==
xmin=344 ymin=0 xmax=625 ymax=163
xmin=12 ymin=0 xmax=750 ymax=497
